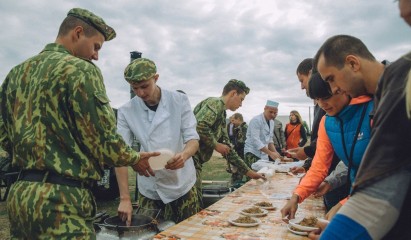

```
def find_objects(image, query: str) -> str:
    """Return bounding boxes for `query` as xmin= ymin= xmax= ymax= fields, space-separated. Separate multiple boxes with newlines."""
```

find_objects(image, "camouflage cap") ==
xmin=124 ymin=58 xmax=157 ymax=83
xmin=229 ymin=79 xmax=250 ymax=94
xmin=67 ymin=8 xmax=116 ymax=41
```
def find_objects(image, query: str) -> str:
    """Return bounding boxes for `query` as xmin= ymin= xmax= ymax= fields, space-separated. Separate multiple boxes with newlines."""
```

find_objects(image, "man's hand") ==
xmin=117 ymin=196 xmax=133 ymax=226
xmin=246 ymin=170 xmax=266 ymax=180
xmin=280 ymin=194 xmax=299 ymax=221
xmin=132 ymin=151 xmax=160 ymax=177
xmin=165 ymin=152 xmax=187 ymax=170
xmin=313 ymin=181 xmax=331 ymax=198
xmin=308 ymin=218 xmax=330 ymax=240
xmin=215 ymin=143 xmax=230 ymax=156
xmin=287 ymin=147 xmax=307 ymax=160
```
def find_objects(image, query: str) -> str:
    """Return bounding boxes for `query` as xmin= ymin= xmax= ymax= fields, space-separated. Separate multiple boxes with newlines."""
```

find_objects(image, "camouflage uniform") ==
xmin=193 ymin=97 xmax=250 ymax=206
xmin=231 ymin=122 xmax=248 ymax=184
xmin=137 ymin=187 xmax=199 ymax=224
xmin=0 ymin=9 xmax=138 ymax=239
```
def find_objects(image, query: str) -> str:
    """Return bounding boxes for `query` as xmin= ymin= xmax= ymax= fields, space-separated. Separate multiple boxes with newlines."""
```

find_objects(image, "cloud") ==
xmin=1 ymin=0 xmax=410 ymax=125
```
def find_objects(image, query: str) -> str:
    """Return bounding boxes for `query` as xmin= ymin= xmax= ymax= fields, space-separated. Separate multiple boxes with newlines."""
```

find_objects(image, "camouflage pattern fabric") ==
xmin=7 ymin=181 xmax=96 ymax=239
xmin=192 ymin=97 xmax=250 ymax=172
xmin=0 ymin=43 xmax=141 ymax=238
xmin=137 ymin=186 xmax=199 ymax=223
xmin=67 ymin=8 xmax=116 ymax=41
xmin=193 ymin=97 xmax=250 ymax=205
xmin=0 ymin=147 xmax=11 ymax=173
xmin=233 ymin=122 xmax=248 ymax=158
xmin=124 ymin=58 xmax=157 ymax=83
xmin=0 ymin=43 xmax=140 ymax=180
xmin=192 ymin=157 xmax=204 ymax=207
xmin=230 ymin=122 xmax=248 ymax=184
xmin=244 ymin=152 xmax=260 ymax=181
xmin=230 ymin=170 xmax=244 ymax=185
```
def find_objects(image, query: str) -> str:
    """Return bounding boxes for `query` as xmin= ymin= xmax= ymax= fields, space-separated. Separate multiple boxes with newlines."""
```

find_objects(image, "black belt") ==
xmin=17 ymin=169 xmax=94 ymax=189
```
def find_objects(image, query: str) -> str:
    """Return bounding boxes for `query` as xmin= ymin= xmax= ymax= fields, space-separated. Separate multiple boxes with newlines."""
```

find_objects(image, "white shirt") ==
xmin=117 ymin=89 xmax=199 ymax=203
xmin=244 ymin=113 xmax=274 ymax=160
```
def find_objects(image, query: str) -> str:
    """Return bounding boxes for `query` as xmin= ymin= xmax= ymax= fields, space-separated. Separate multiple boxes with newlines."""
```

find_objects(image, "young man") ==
xmin=244 ymin=100 xmax=281 ymax=166
xmin=309 ymin=32 xmax=411 ymax=239
xmin=115 ymin=58 xmax=200 ymax=225
xmin=290 ymin=59 xmax=349 ymax=211
xmin=193 ymin=79 xmax=265 ymax=206
xmin=0 ymin=8 xmax=158 ymax=239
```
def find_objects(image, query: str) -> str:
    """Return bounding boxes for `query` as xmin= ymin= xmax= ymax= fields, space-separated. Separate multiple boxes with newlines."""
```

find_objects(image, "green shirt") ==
xmin=0 ymin=43 xmax=139 ymax=181
xmin=193 ymin=97 xmax=250 ymax=175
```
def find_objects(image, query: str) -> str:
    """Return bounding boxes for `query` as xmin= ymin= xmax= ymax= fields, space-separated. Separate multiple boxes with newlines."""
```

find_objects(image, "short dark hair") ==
xmin=314 ymin=35 xmax=376 ymax=70
xmin=232 ymin=113 xmax=244 ymax=121
xmin=296 ymin=58 xmax=313 ymax=75
xmin=222 ymin=79 xmax=250 ymax=95
xmin=308 ymin=73 xmax=332 ymax=100
xmin=57 ymin=16 xmax=99 ymax=38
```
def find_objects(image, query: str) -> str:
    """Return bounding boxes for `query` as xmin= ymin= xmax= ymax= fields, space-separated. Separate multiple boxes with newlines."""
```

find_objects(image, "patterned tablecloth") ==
xmin=155 ymin=172 xmax=325 ymax=240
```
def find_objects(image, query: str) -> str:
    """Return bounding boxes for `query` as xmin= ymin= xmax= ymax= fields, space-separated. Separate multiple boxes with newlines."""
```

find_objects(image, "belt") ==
xmin=17 ymin=169 xmax=94 ymax=189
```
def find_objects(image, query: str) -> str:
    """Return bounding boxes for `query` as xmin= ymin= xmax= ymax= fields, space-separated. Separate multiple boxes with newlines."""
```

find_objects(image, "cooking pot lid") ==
xmin=203 ymin=185 xmax=230 ymax=194
xmin=104 ymin=214 xmax=154 ymax=227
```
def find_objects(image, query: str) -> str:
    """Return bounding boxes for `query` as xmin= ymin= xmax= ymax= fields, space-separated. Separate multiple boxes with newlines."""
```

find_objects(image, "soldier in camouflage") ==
xmin=0 ymin=8 xmax=158 ymax=239
xmin=193 ymin=79 xmax=265 ymax=206
xmin=229 ymin=113 xmax=248 ymax=184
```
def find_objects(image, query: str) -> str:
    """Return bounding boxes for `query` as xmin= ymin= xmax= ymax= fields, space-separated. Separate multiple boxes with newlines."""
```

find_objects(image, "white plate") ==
xmin=148 ymin=149 xmax=174 ymax=170
xmin=228 ymin=217 xmax=261 ymax=227
xmin=287 ymin=224 xmax=308 ymax=236
xmin=289 ymin=217 xmax=319 ymax=231
xmin=240 ymin=208 xmax=268 ymax=217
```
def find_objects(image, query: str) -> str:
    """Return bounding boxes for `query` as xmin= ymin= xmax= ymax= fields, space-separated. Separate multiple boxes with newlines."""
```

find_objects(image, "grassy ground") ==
xmin=0 ymin=154 xmax=230 ymax=239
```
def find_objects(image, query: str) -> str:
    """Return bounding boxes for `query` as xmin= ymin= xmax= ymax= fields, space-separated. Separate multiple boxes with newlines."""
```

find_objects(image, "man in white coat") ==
xmin=115 ymin=58 xmax=200 ymax=225
xmin=243 ymin=100 xmax=281 ymax=178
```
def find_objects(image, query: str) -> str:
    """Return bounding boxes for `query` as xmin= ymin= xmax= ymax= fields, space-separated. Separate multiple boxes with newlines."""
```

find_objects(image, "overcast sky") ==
xmin=1 ymin=0 xmax=410 ymax=126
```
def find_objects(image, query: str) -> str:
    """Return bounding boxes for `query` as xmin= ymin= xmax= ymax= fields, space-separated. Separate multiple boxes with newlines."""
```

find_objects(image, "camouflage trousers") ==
xmin=7 ymin=180 xmax=96 ymax=240
xmin=137 ymin=186 xmax=200 ymax=223
xmin=192 ymin=156 xmax=204 ymax=208
xmin=230 ymin=171 xmax=244 ymax=186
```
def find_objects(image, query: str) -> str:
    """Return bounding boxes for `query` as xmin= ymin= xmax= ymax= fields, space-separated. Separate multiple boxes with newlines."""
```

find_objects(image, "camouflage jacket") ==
xmin=233 ymin=122 xmax=248 ymax=147
xmin=193 ymin=97 xmax=250 ymax=175
xmin=0 ymin=43 xmax=139 ymax=181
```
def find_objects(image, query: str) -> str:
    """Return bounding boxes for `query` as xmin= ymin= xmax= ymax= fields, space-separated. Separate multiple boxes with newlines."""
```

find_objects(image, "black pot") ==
xmin=96 ymin=214 xmax=159 ymax=236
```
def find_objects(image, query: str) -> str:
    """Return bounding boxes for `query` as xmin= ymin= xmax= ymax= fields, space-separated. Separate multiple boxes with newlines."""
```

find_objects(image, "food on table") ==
xmin=242 ymin=206 xmax=263 ymax=214
xmin=289 ymin=226 xmax=301 ymax=231
xmin=299 ymin=216 xmax=318 ymax=227
xmin=255 ymin=201 xmax=273 ymax=207
xmin=232 ymin=216 xmax=257 ymax=224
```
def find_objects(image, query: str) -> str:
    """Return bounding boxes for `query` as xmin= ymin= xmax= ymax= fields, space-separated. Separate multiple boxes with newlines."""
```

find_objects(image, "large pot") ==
xmin=96 ymin=209 xmax=161 ymax=237
xmin=100 ymin=214 xmax=158 ymax=233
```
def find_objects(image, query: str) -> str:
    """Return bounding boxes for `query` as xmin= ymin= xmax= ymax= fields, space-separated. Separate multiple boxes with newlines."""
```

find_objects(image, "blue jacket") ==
xmin=325 ymin=96 xmax=373 ymax=185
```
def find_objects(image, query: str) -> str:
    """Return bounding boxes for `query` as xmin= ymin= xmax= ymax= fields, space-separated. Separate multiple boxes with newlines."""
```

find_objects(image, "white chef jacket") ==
xmin=244 ymin=113 xmax=274 ymax=160
xmin=117 ymin=89 xmax=198 ymax=203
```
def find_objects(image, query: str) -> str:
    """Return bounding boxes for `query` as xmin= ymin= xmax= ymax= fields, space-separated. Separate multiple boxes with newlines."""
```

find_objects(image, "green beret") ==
xmin=124 ymin=58 xmax=157 ymax=83
xmin=67 ymin=8 xmax=116 ymax=41
xmin=229 ymin=79 xmax=250 ymax=94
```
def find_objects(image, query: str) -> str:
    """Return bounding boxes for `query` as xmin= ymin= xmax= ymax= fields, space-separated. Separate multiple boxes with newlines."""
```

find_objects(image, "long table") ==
xmin=155 ymin=172 xmax=325 ymax=239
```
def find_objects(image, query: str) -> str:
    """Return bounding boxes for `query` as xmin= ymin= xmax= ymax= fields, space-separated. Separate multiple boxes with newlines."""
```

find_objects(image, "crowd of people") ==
xmin=0 ymin=1 xmax=410 ymax=239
